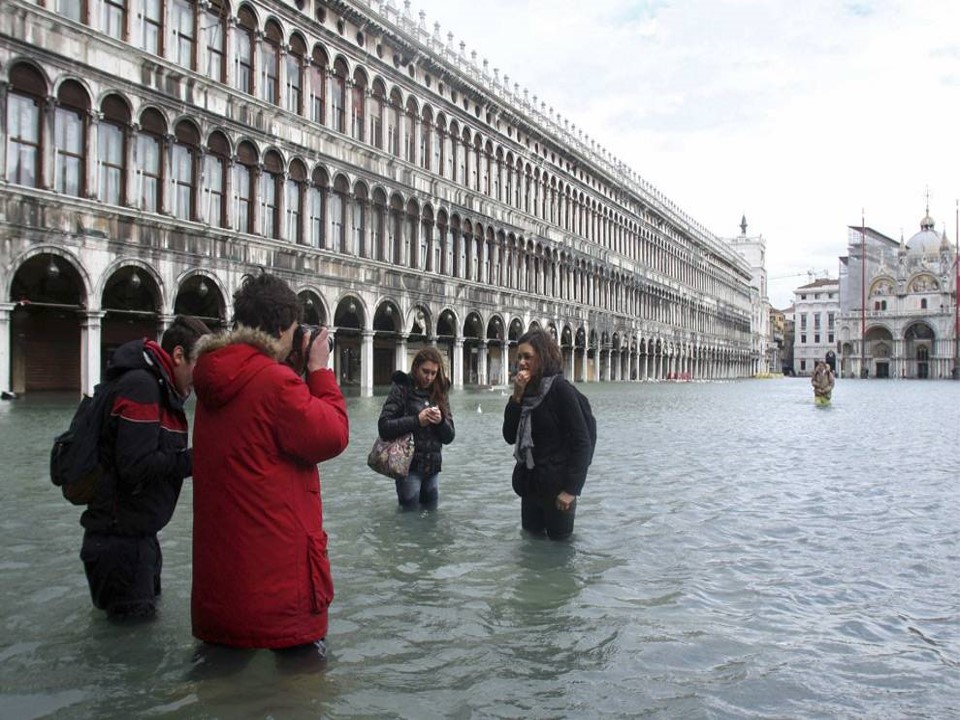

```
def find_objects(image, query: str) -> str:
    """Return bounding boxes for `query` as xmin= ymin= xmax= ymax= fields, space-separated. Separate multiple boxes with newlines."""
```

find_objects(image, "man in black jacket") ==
xmin=80 ymin=315 xmax=210 ymax=619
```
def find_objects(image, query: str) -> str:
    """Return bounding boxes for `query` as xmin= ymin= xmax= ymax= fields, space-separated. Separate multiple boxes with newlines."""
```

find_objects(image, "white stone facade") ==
xmin=0 ymin=0 xmax=755 ymax=397
xmin=727 ymin=218 xmax=771 ymax=375
xmin=792 ymin=278 xmax=839 ymax=376
xmin=838 ymin=217 xmax=958 ymax=379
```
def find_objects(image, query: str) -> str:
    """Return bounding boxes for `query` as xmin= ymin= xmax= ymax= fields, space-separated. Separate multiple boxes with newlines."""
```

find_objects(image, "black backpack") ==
xmin=50 ymin=381 xmax=115 ymax=505
xmin=567 ymin=381 xmax=598 ymax=466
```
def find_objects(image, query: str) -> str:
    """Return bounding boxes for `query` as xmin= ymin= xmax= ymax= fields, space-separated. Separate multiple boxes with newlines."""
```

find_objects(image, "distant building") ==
xmin=792 ymin=279 xmax=839 ymax=376
xmin=781 ymin=304 xmax=795 ymax=374
xmin=727 ymin=216 xmax=771 ymax=374
xmin=838 ymin=209 xmax=958 ymax=378
xmin=768 ymin=306 xmax=784 ymax=373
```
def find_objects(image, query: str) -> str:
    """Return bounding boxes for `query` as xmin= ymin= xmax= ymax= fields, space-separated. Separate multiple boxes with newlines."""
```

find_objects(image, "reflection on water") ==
xmin=1 ymin=379 xmax=959 ymax=718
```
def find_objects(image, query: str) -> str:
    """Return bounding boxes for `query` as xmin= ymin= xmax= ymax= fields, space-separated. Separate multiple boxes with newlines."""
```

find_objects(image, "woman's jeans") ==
xmin=396 ymin=470 xmax=439 ymax=508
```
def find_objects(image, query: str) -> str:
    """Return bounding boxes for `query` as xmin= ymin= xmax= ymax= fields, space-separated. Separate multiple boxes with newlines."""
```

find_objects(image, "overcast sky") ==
xmin=403 ymin=0 xmax=960 ymax=308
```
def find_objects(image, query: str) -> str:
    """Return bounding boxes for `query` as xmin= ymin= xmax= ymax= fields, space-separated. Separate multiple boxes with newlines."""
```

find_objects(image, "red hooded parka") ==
xmin=190 ymin=328 xmax=349 ymax=648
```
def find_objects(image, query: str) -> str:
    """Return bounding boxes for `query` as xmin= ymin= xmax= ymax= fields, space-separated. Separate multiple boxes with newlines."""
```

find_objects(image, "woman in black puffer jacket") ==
xmin=503 ymin=328 xmax=592 ymax=540
xmin=378 ymin=347 xmax=455 ymax=508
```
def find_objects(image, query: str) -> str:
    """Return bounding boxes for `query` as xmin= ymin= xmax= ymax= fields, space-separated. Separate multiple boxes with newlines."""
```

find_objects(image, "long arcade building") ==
xmin=0 ymin=0 xmax=753 ymax=397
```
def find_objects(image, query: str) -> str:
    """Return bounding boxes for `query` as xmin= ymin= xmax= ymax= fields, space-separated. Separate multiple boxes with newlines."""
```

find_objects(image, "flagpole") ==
xmin=954 ymin=199 xmax=959 ymax=379
xmin=860 ymin=210 xmax=867 ymax=378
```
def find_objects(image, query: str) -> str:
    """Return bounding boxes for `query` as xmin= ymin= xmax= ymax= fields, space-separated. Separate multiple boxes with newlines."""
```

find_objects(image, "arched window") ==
xmin=371 ymin=80 xmax=386 ymax=149
xmin=459 ymin=128 xmax=469 ymax=186
xmin=372 ymin=189 xmax=387 ymax=261
xmin=920 ymin=298 xmax=927 ymax=310
xmin=404 ymin=97 xmax=418 ymax=163
xmin=484 ymin=141 xmax=494 ymax=196
xmin=472 ymin=135 xmax=482 ymax=191
xmin=98 ymin=94 xmax=129 ymax=206
xmin=420 ymin=106 xmax=432 ymax=172
xmin=351 ymin=69 xmax=366 ymax=141
xmin=439 ymin=215 xmax=452 ymax=275
xmin=136 ymin=0 xmax=163 ymax=55
xmin=331 ymin=175 xmax=349 ymax=253
xmin=431 ymin=212 xmax=442 ymax=272
xmin=456 ymin=219 xmax=466 ymax=278
xmin=5 ymin=63 xmax=46 ymax=188
xmin=234 ymin=7 xmax=256 ymax=95
xmin=171 ymin=120 xmax=199 ymax=220
xmin=434 ymin=114 xmax=445 ymax=175
xmin=135 ymin=108 xmax=165 ymax=212
xmin=389 ymin=195 xmax=403 ymax=265
xmin=308 ymin=167 xmax=327 ymax=248
xmin=447 ymin=121 xmax=458 ymax=181
xmin=286 ymin=159 xmax=307 ymax=243
xmin=100 ymin=0 xmax=126 ymax=39
xmin=388 ymin=89 xmax=402 ymax=157
xmin=202 ymin=1 xmax=226 ymax=82
xmin=171 ymin=0 xmax=196 ymax=68
xmin=310 ymin=46 xmax=327 ymax=125
xmin=352 ymin=182 xmax=367 ymax=256
xmin=55 ymin=81 xmax=89 ymax=197
xmin=329 ymin=58 xmax=347 ymax=133
xmin=261 ymin=20 xmax=282 ymax=105
xmin=233 ymin=140 xmax=258 ymax=233
xmin=471 ymin=226 xmax=481 ymax=280
xmin=261 ymin=150 xmax=283 ymax=238
xmin=202 ymin=131 xmax=229 ymax=227
xmin=515 ymin=161 xmax=523 ymax=208
xmin=286 ymin=34 xmax=307 ymax=114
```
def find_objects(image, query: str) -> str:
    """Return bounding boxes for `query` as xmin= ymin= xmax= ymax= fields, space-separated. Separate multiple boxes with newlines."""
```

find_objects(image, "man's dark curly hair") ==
xmin=232 ymin=272 xmax=301 ymax=336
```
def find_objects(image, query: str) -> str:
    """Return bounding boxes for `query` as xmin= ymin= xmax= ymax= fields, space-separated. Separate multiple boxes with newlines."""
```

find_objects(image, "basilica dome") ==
xmin=905 ymin=213 xmax=940 ymax=254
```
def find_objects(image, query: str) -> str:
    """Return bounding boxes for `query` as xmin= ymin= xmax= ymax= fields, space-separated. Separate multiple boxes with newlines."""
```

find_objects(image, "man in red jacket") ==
xmin=190 ymin=273 xmax=349 ymax=660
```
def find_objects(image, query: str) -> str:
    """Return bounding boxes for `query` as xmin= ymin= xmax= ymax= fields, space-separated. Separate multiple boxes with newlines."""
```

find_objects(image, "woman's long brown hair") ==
xmin=412 ymin=346 xmax=452 ymax=416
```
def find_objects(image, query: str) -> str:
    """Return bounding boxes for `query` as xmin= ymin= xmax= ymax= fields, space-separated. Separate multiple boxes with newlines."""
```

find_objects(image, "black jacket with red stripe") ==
xmin=80 ymin=339 xmax=191 ymax=536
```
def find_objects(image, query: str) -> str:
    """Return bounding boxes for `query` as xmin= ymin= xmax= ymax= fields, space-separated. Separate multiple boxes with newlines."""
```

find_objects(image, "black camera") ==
xmin=287 ymin=324 xmax=334 ymax=374
xmin=293 ymin=323 xmax=321 ymax=357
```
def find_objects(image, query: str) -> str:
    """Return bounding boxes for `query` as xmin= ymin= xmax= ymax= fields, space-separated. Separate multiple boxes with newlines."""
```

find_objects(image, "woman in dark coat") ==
xmin=503 ymin=328 xmax=592 ymax=540
xmin=378 ymin=347 xmax=455 ymax=508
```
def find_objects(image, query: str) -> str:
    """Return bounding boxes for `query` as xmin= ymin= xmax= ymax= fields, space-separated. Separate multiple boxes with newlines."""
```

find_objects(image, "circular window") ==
xmin=337 ymin=19 xmax=344 ymax=35
xmin=356 ymin=31 xmax=365 ymax=46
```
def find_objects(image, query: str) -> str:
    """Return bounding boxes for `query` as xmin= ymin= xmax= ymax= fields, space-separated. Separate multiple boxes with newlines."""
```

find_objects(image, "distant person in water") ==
xmin=811 ymin=361 xmax=835 ymax=403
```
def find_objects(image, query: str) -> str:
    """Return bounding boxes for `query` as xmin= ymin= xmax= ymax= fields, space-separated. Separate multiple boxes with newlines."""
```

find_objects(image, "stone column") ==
xmin=42 ymin=94 xmax=56 ymax=191
xmin=360 ymin=329 xmax=374 ymax=398
xmin=477 ymin=339 xmax=488 ymax=386
xmin=0 ymin=82 xmax=7 ymax=176
xmin=500 ymin=340 xmax=510 ymax=386
xmin=452 ymin=337 xmax=464 ymax=389
xmin=395 ymin=331 xmax=408 ymax=373
xmin=0 ymin=304 xmax=12 ymax=397
xmin=86 ymin=109 xmax=101 ymax=200
xmin=81 ymin=311 xmax=105 ymax=396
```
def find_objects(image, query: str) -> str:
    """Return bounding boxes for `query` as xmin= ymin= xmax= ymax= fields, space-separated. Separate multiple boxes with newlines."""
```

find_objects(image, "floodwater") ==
xmin=1 ymin=378 xmax=958 ymax=719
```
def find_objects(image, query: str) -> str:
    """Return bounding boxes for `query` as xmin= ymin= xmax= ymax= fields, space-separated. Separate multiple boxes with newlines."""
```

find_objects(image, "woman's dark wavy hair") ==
xmin=232 ymin=272 xmax=301 ymax=336
xmin=412 ymin=346 xmax=451 ymax=416
xmin=517 ymin=328 xmax=562 ymax=381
